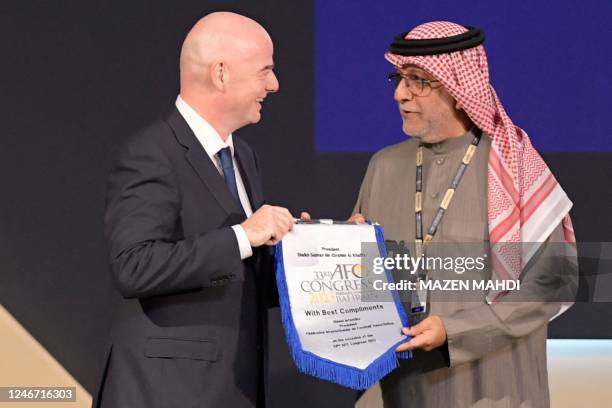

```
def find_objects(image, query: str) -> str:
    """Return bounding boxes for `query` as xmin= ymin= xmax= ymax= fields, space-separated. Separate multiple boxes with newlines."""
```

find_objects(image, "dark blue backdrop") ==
xmin=315 ymin=0 xmax=612 ymax=153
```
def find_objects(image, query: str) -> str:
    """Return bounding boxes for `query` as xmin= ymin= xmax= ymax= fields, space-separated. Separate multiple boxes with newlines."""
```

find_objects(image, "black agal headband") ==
xmin=389 ymin=26 xmax=485 ymax=56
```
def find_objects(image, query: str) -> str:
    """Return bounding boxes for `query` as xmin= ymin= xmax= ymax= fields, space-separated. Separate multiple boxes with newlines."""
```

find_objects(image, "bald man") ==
xmin=93 ymin=13 xmax=295 ymax=408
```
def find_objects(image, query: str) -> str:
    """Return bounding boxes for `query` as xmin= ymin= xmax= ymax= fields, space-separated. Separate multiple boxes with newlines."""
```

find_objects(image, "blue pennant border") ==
xmin=274 ymin=223 xmax=411 ymax=390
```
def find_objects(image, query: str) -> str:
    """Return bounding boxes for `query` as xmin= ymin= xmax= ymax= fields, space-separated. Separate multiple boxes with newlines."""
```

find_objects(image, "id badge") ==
xmin=410 ymin=276 xmax=428 ymax=314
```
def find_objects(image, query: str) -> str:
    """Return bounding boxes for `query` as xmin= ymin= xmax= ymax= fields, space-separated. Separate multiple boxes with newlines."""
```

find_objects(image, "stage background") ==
xmin=1 ymin=1 xmax=611 ymax=406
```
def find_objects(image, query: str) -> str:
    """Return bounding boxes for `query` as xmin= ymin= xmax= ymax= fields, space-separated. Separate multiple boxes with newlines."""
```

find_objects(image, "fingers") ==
xmin=395 ymin=335 xmax=427 ymax=352
xmin=242 ymin=205 xmax=294 ymax=247
xmin=271 ymin=206 xmax=294 ymax=238
xmin=264 ymin=208 xmax=295 ymax=245
xmin=396 ymin=317 xmax=447 ymax=352
xmin=280 ymin=207 xmax=294 ymax=229
xmin=262 ymin=206 xmax=294 ymax=244
xmin=245 ymin=206 xmax=359 ymax=247
xmin=395 ymin=342 xmax=411 ymax=352
xmin=402 ymin=323 xmax=423 ymax=337
xmin=348 ymin=213 xmax=366 ymax=224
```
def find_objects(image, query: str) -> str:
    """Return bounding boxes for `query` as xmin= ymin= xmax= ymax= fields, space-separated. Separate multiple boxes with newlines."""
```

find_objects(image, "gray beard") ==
xmin=406 ymin=132 xmax=450 ymax=144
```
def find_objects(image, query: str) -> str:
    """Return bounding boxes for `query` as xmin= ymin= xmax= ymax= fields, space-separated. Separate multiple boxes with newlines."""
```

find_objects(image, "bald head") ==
xmin=178 ymin=12 xmax=279 ymax=139
xmin=180 ymin=12 xmax=272 ymax=89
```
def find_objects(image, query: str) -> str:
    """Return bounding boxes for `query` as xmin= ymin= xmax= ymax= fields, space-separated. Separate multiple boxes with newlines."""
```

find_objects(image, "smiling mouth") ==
xmin=401 ymin=110 xmax=419 ymax=117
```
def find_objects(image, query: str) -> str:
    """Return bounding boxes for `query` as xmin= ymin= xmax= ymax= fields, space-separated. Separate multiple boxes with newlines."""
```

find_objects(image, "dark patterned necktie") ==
xmin=217 ymin=147 xmax=240 ymax=202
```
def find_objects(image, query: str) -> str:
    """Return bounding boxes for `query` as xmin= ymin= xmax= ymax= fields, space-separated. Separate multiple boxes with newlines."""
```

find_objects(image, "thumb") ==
xmin=402 ymin=323 xmax=421 ymax=336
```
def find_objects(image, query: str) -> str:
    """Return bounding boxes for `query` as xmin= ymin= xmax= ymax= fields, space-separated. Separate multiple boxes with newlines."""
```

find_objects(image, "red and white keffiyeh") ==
xmin=385 ymin=21 xmax=575 ymax=301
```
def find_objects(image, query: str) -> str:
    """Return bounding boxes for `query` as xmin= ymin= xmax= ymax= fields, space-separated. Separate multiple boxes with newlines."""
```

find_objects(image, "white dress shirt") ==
xmin=175 ymin=95 xmax=253 ymax=259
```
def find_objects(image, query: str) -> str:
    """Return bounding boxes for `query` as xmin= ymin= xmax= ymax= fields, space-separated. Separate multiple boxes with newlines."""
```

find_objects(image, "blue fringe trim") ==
xmin=373 ymin=223 xmax=413 ymax=361
xmin=274 ymin=224 xmax=412 ymax=390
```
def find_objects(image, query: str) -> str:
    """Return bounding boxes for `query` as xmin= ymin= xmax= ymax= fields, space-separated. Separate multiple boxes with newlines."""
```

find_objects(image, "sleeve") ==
xmin=231 ymin=224 xmax=254 ymax=259
xmin=104 ymin=135 xmax=245 ymax=299
xmin=442 ymin=222 xmax=579 ymax=366
xmin=262 ymin=245 xmax=279 ymax=308
xmin=249 ymin=145 xmax=279 ymax=307
xmin=353 ymin=155 xmax=377 ymax=217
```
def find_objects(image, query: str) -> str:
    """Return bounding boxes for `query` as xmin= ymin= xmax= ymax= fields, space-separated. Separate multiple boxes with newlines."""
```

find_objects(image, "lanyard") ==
xmin=414 ymin=129 xmax=482 ymax=264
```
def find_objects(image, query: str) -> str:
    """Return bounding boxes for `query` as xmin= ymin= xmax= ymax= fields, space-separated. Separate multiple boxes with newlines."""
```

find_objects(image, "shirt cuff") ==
xmin=231 ymin=225 xmax=253 ymax=260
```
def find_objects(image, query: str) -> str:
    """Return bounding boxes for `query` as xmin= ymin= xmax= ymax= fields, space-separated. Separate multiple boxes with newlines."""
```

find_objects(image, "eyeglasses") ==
xmin=387 ymin=72 xmax=441 ymax=97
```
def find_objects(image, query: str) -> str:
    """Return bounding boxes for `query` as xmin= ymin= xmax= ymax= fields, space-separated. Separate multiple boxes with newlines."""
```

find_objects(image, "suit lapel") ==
xmin=234 ymin=138 xmax=264 ymax=210
xmin=166 ymin=108 xmax=245 ymax=217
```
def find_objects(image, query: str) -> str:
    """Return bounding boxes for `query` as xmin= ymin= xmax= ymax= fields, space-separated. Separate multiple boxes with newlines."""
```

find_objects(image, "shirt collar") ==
xmin=175 ymin=95 xmax=234 ymax=159
xmin=422 ymin=127 xmax=476 ymax=155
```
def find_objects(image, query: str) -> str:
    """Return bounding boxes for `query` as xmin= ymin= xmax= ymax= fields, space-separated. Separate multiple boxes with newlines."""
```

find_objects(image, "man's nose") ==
xmin=267 ymin=71 xmax=279 ymax=93
xmin=394 ymin=81 xmax=413 ymax=102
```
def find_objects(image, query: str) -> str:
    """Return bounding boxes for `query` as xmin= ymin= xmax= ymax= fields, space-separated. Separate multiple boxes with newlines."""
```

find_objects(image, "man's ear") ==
xmin=210 ymin=61 xmax=226 ymax=91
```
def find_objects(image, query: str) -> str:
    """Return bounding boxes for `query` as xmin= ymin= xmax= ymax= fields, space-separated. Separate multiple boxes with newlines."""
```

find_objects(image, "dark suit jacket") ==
xmin=93 ymin=108 xmax=277 ymax=408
